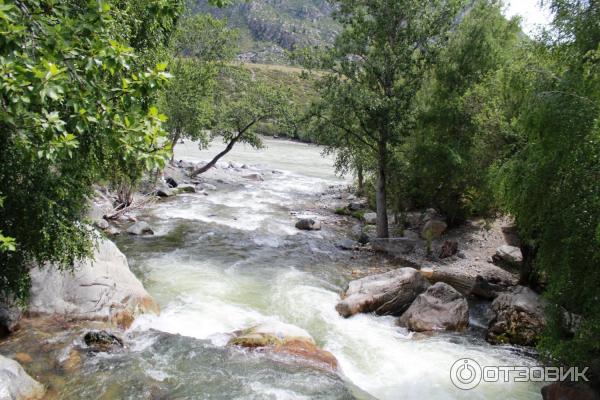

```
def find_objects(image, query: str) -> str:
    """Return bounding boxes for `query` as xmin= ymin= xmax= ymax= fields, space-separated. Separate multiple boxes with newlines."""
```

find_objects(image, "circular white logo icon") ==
xmin=450 ymin=358 xmax=482 ymax=390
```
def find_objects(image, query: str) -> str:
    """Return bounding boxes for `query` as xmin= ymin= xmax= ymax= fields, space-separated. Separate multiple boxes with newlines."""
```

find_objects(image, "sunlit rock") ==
xmin=0 ymin=354 xmax=45 ymax=400
xmin=336 ymin=267 xmax=430 ymax=318
xmin=29 ymin=238 xmax=159 ymax=329
xmin=228 ymin=321 xmax=338 ymax=371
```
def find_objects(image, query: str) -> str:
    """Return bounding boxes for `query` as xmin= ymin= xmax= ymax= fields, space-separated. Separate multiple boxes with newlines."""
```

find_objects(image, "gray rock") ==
xmin=126 ymin=221 xmax=154 ymax=236
xmin=0 ymin=354 xmax=45 ymax=400
xmin=156 ymin=185 xmax=174 ymax=197
xmin=398 ymin=282 xmax=469 ymax=332
xmin=348 ymin=201 xmax=366 ymax=211
xmin=336 ymin=239 xmax=357 ymax=250
xmin=370 ymin=238 xmax=417 ymax=257
xmin=494 ymin=245 xmax=523 ymax=265
xmin=421 ymin=219 xmax=447 ymax=239
xmin=93 ymin=218 xmax=109 ymax=230
xmin=29 ymin=238 xmax=159 ymax=329
xmin=295 ymin=218 xmax=321 ymax=231
xmin=420 ymin=262 xmax=518 ymax=298
xmin=486 ymin=286 xmax=546 ymax=346
xmin=243 ymin=173 xmax=264 ymax=181
xmin=104 ymin=226 xmax=121 ymax=236
xmin=336 ymin=267 xmax=430 ymax=318
xmin=362 ymin=212 xmax=377 ymax=225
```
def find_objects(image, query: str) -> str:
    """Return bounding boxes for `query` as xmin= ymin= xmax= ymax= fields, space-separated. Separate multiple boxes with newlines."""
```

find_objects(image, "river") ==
xmin=3 ymin=138 xmax=543 ymax=399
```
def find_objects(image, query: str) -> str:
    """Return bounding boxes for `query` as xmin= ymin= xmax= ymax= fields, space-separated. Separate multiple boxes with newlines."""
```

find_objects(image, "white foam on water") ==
xmin=127 ymin=138 xmax=542 ymax=399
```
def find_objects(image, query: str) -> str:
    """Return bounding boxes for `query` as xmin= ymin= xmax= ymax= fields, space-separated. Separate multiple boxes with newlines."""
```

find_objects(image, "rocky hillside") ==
xmin=190 ymin=0 xmax=339 ymax=64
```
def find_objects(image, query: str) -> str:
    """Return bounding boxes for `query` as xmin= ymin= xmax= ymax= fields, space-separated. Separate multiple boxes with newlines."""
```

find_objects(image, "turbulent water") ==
xmin=3 ymin=138 xmax=544 ymax=399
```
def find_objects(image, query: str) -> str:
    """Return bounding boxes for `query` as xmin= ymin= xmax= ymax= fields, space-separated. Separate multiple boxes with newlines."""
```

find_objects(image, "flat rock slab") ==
xmin=370 ymin=238 xmax=417 ymax=257
xmin=336 ymin=267 xmax=430 ymax=318
xmin=420 ymin=262 xmax=518 ymax=298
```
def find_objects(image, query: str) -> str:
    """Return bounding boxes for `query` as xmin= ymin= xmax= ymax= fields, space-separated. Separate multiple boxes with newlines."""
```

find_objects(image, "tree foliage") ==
xmin=161 ymin=14 xmax=237 ymax=149
xmin=309 ymin=0 xmax=466 ymax=238
xmin=496 ymin=0 xmax=600 ymax=369
xmin=0 ymin=0 xmax=178 ymax=300
xmin=406 ymin=0 xmax=522 ymax=224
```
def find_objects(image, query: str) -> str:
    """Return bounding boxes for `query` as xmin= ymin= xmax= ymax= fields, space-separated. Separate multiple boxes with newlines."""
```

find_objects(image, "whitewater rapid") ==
xmin=115 ymin=137 xmax=542 ymax=399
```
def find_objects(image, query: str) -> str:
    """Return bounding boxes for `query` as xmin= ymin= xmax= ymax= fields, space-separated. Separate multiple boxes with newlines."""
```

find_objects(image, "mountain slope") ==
xmin=190 ymin=0 xmax=339 ymax=64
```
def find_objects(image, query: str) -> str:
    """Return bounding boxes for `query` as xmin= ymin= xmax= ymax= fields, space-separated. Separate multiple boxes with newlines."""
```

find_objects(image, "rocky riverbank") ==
xmin=0 ymin=143 xmax=580 ymax=399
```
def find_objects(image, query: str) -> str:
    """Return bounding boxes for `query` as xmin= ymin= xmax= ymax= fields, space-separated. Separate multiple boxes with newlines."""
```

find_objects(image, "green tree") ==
xmin=0 ymin=0 xmax=178 ymax=300
xmin=497 ymin=0 xmax=600 ymax=370
xmin=161 ymin=14 xmax=237 ymax=151
xmin=407 ymin=0 xmax=522 ymax=225
xmin=310 ymin=0 xmax=466 ymax=238
xmin=191 ymin=67 xmax=289 ymax=176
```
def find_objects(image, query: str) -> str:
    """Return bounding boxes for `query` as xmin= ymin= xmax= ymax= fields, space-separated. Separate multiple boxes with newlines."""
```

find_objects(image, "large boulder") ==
xmin=494 ymin=245 xmax=523 ymax=265
xmin=29 ymin=238 xmax=159 ymax=329
xmin=295 ymin=218 xmax=321 ymax=231
xmin=348 ymin=201 xmax=367 ymax=211
xmin=398 ymin=282 xmax=469 ymax=332
xmin=486 ymin=286 xmax=546 ymax=346
xmin=228 ymin=321 xmax=337 ymax=371
xmin=0 ymin=355 xmax=45 ymax=400
xmin=370 ymin=238 xmax=417 ymax=257
xmin=419 ymin=262 xmax=518 ymax=299
xmin=362 ymin=212 xmax=377 ymax=225
xmin=336 ymin=267 xmax=430 ymax=318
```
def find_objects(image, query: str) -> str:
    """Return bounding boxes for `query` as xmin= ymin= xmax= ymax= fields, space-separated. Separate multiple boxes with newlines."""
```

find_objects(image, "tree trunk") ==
xmin=376 ymin=140 xmax=389 ymax=238
xmin=356 ymin=162 xmax=364 ymax=196
xmin=190 ymin=134 xmax=240 ymax=176
xmin=519 ymin=242 xmax=540 ymax=290
xmin=190 ymin=119 xmax=259 ymax=177
xmin=170 ymin=130 xmax=181 ymax=161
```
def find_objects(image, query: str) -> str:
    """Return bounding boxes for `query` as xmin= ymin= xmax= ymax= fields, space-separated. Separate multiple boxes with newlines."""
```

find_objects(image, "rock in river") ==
xmin=295 ymin=218 xmax=321 ymax=231
xmin=0 ymin=354 xmax=45 ymax=400
xmin=228 ymin=321 xmax=338 ymax=371
xmin=84 ymin=330 xmax=124 ymax=353
xmin=486 ymin=285 xmax=546 ymax=346
xmin=28 ymin=238 xmax=159 ymax=329
xmin=126 ymin=221 xmax=154 ymax=236
xmin=336 ymin=267 xmax=430 ymax=318
xmin=398 ymin=282 xmax=469 ymax=332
